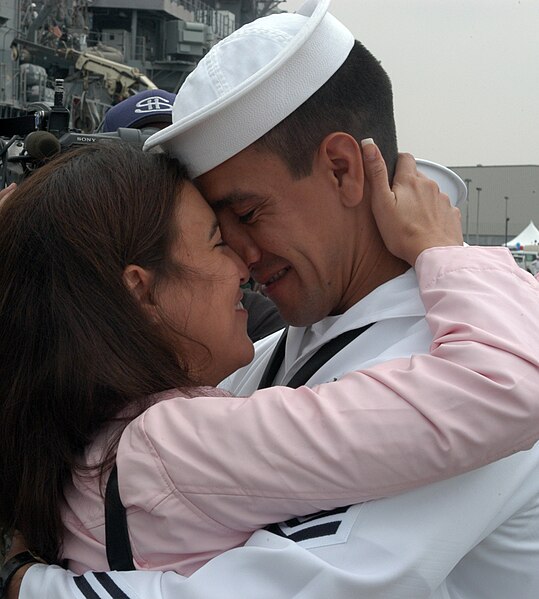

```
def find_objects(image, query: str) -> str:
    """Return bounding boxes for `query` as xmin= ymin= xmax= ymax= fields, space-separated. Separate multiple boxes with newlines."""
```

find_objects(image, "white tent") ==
xmin=506 ymin=221 xmax=539 ymax=248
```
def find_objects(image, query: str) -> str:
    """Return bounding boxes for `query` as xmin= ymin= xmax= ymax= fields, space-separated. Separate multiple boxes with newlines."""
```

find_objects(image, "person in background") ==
xmin=1 ymin=89 xmax=177 ymax=209
xmin=101 ymin=89 xmax=176 ymax=133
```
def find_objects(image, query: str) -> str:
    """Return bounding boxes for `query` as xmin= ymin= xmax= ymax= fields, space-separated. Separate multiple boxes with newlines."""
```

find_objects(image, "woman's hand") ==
xmin=361 ymin=139 xmax=463 ymax=266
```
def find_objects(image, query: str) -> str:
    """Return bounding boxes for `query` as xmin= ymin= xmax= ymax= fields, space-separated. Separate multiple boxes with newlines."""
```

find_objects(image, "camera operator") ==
xmin=0 ymin=85 xmax=165 ymax=188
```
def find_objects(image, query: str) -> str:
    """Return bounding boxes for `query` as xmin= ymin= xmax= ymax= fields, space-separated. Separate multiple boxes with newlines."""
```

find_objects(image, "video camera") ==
xmin=0 ymin=79 xmax=151 ymax=187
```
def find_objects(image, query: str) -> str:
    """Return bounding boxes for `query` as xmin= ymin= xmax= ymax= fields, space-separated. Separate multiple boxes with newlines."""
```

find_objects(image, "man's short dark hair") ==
xmin=253 ymin=41 xmax=398 ymax=181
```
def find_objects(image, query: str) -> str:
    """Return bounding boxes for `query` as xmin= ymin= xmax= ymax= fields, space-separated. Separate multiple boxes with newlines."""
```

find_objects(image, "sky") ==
xmin=281 ymin=0 xmax=539 ymax=167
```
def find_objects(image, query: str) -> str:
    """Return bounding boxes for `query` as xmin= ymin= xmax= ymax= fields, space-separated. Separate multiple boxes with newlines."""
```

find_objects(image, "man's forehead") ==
xmin=194 ymin=149 xmax=265 ymax=198
xmin=194 ymin=170 xmax=245 ymax=206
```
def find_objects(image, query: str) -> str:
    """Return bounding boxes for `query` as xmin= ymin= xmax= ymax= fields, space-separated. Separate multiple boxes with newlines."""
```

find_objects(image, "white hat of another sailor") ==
xmin=143 ymin=0 xmax=354 ymax=177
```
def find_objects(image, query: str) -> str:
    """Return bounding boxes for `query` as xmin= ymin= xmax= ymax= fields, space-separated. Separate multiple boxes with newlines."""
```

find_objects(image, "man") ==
xmin=6 ymin=1 xmax=539 ymax=597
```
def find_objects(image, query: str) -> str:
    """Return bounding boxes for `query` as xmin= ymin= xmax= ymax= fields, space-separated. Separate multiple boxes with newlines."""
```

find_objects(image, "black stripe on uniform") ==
xmin=74 ymin=576 xmax=102 ymax=599
xmin=282 ymin=505 xmax=351 ymax=527
xmin=268 ymin=520 xmax=341 ymax=543
xmin=94 ymin=572 xmax=131 ymax=599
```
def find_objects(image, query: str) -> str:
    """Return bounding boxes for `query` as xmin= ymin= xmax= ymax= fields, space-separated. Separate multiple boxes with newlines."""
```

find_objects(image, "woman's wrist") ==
xmin=1 ymin=552 xmax=43 ymax=599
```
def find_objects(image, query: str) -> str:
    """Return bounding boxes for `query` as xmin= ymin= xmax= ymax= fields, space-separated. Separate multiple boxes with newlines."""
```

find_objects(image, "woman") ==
xmin=0 ymin=141 xmax=538 ymax=576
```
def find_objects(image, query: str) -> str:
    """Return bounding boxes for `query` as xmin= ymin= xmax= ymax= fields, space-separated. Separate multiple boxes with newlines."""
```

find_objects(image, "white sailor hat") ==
xmin=415 ymin=159 xmax=467 ymax=207
xmin=144 ymin=0 xmax=467 ymax=207
xmin=144 ymin=0 xmax=354 ymax=178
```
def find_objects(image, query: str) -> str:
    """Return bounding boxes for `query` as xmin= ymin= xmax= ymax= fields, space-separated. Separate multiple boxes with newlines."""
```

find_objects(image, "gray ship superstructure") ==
xmin=0 ymin=0 xmax=284 ymax=129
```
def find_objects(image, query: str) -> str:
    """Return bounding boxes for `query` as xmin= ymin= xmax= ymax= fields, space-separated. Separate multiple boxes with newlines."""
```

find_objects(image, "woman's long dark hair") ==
xmin=0 ymin=142 xmax=196 ymax=563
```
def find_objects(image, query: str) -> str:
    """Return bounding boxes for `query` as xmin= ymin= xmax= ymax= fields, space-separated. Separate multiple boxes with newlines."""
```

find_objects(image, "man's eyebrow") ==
xmin=209 ymin=192 xmax=267 ymax=213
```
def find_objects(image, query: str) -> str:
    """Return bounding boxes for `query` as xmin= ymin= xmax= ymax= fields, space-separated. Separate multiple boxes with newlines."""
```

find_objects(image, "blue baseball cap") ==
xmin=103 ymin=89 xmax=176 ymax=132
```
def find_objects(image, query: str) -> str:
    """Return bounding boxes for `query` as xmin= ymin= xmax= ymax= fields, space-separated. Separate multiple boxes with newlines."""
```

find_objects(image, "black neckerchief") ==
xmin=257 ymin=322 xmax=375 ymax=390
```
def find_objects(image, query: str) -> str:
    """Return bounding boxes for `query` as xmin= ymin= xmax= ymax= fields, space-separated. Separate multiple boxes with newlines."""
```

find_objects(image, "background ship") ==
xmin=0 ymin=0 xmax=284 ymax=130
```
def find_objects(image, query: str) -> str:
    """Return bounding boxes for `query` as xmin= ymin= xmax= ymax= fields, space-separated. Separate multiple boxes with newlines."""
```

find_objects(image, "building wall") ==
xmin=450 ymin=165 xmax=539 ymax=246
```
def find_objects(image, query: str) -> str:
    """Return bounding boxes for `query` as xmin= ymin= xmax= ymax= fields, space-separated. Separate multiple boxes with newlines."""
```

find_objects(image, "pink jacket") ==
xmin=62 ymin=247 xmax=539 ymax=575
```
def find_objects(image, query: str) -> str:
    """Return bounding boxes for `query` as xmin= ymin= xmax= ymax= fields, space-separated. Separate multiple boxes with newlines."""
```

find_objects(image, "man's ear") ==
xmin=123 ymin=264 xmax=155 ymax=308
xmin=317 ymin=132 xmax=365 ymax=208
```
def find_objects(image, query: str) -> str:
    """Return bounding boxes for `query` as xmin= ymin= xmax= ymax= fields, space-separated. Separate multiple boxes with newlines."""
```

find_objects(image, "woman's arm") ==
xmin=122 ymin=145 xmax=539 ymax=534
xmin=125 ymin=246 xmax=539 ymax=527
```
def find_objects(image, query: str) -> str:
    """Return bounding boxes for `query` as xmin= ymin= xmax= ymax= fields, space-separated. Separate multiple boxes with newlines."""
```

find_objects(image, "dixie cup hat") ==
xmin=144 ymin=0 xmax=467 ymax=207
xmin=415 ymin=159 xmax=467 ymax=207
xmin=144 ymin=0 xmax=354 ymax=177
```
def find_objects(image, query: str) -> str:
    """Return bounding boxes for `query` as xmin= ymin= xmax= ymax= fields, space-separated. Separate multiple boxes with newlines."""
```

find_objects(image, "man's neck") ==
xmin=332 ymin=244 xmax=410 ymax=316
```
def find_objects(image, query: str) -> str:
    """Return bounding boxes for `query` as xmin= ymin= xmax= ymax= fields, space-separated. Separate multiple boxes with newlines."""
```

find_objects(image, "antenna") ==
xmin=54 ymin=79 xmax=65 ymax=108
xmin=48 ymin=79 xmax=70 ymax=136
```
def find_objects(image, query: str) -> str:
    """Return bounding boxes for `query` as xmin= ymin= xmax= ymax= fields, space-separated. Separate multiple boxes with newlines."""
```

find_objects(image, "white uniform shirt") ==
xmin=219 ymin=269 xmax=539 ymax=598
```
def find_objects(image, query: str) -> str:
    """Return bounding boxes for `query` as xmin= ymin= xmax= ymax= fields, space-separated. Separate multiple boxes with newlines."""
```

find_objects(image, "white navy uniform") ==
xmin=222 ymin=268 xmax=539 ymax=598
xmin=25 ymin=268 xmax=539 ymax=599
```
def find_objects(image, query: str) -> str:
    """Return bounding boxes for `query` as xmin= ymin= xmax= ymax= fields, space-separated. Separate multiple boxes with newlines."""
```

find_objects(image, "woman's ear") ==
xmin=123 ymin=265 xmax=155 ymax=308
xmin=318 ymin=132 xmax=365 ymax=208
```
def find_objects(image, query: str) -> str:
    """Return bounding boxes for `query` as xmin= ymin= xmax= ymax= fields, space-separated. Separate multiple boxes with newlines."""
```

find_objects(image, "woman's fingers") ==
xmin=0 ymin=183 xmax=17 ymax=210
xmin=362 ymin=140 xmax=463 ymax=265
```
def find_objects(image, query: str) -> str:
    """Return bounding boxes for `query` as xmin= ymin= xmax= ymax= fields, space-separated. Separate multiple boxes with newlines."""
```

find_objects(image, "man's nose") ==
xmin=223 ymin=227 xmax=262 ymax=271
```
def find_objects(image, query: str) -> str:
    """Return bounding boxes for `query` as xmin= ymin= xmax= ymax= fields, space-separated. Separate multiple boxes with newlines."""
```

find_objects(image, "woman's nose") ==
xmin=226 ymin=245 xmax=250 ymax=286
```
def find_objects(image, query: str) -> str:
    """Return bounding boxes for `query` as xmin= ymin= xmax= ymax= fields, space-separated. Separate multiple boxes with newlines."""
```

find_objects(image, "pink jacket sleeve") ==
xmin=118 ymin=246 xmax=539 ymax=552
